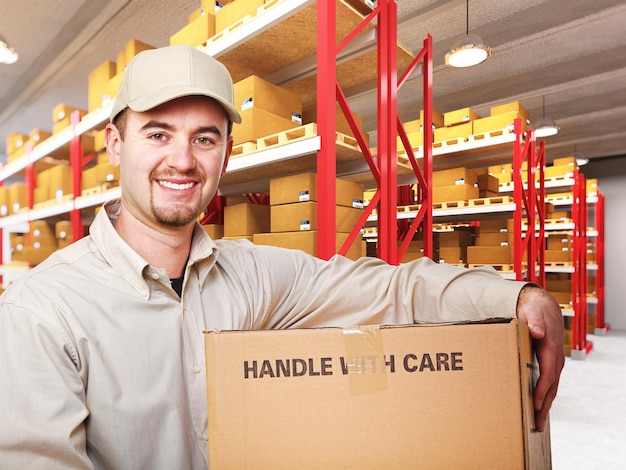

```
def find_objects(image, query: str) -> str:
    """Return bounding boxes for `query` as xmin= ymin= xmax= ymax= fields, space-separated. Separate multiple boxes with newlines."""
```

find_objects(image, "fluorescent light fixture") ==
xmin=0 ymin=35 xmax=18 ymax=64
xmin=445 ymin=1 xmax=491 ymax=68
xmin=534 ymin=96 xmax=559 ymax=137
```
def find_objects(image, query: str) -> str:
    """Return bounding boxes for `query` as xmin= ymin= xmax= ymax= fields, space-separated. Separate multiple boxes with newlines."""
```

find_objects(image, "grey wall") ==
xmin=582 ymin=156 xmax=626 ymax=331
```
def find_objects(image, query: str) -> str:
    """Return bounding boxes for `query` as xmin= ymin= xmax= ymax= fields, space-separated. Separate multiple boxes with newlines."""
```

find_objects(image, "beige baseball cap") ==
xmin=110 ymin=45 xmax=242 ymax=124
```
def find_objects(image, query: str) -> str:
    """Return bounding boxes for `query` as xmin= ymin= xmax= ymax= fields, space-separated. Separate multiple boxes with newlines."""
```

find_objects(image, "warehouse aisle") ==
xmin=550 ymin=329 xmax=626 ymax=469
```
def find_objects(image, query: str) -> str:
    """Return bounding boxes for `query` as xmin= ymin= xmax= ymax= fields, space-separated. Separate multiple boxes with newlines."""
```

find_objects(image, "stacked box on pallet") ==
xmin=432 ymin=167 xmax=478 ymax=204
xmin=223 ymin=198 xmax=270 ymax=242
xmin=473 ymin=101 xmax=529 ymax=136
xmin=399 ymin=237 xmax=425 ymax=263
xmin=477 ymin=173 xmax=500 ymax=198
xmin=488 ymin=163 xmax=513 ymax=185
xmin=232 ymin=75 xmax=302 ymax=146
xmin=22 ymin=220 xmax=57 ymax=266
xmin=253 ymin=172 xmax=365 ymax=260
xmin=545 ymin=233 xmax=573 ymax=265
xmin=5 ymin=132 xmax=27 ymax=160
xmin=434 ymin=107 xmax=480 ymax=143
xmin=170 ymin=5 xmax=216 ymax=48
xmin=467 ymin=219 xmax=514 ymax=268
xmin=52 ymin=103 xmax=87 ymax=134
xmin=436 ymin=229 xmax=473 ymax=267
xmin=303 ymin=104 xmax=368 ymax=147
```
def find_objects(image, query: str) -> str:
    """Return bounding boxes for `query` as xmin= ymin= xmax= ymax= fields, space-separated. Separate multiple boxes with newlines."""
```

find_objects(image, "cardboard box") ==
xmin=438 ymin=245 xmax=466 ymax=264
xmin=204 ymin=319 xmax=551 ymax=469
xmin=102 ymin=73 xmax=124 ymax=108
xmin=215 ymin=0 xmax=264 ymax=33
xmin=47 ymin=164 xmax=72 ymax=200
xmin=490 ymin=101 xmax=530 ymax=120
xmin=270 ymin=201 xmax=363 ymax=233
xmin=88 ymin=60 xmax=117 ymax=111
xmin=28 ymin=128 xmax=52 ymax=146
xmin=232 ymin=107 xmax=300 ymax=145
xmin=544 ymin=164 xmax=575 ymax=179
xmin=433 ymin=167 xmax=477 ymax=187
xmin=443 ymin=107 xmax=481 ymax=126
xmin=55 ymin=220 xmax=73 ymax=241
xmin=434 ymin=121 xmax=472 ymax=142
xmin=269 ymin=172 xmax=363 ymax=208
xmin=169 ymin=12 xmax=216 ymax=48
xmin=436 ymin=230 xmax=471 ymax=247
xmin=52 ymin=103 xmax=85 ymax=124
xmin=202 ymin=224 xmax=224 ymax=240
xmin=420 ymin=108 xmax=445 ymax=128
xmin=476 ymin=232 xmax=514 ymax=247
xmin=224 ymin=202 xmax=270 ymax=237
xmin=8 ymin=182 xmax=27 ymax=214
xmin=5 ymin=132 xmax=27 ymax=156
xmin=480 ymin=218 xmax=514 ymax=233
xmin=397 ymin=131 xmax=423 ymax=150
xmin=473 ymin=112 xmax=527 ymax=135
xmin=433 ymin=184 xmax=479 ymax=204
xmin=234 ymin=75 xmax=302 ymax=122
xmin=467 ymin=245 xmax=512 ymax=264
xmin=252 ymin=230 xmax=364 ymax=261
xmin=489 ymin=163 xmax=513 ymax=184
xmin=116 ymin=39 xmax=154 ymax=75
xmin=553 ymin=156 xmax=576 ymax=167
xmin=477 ymin=173 xmax=500 ymax=193
xmin=545 ymin=249 xmax=572 ymax=263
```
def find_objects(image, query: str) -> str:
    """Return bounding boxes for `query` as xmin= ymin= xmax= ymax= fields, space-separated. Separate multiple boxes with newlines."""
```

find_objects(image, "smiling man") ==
xmin=0 ymin=45 xmax=564 ymax=469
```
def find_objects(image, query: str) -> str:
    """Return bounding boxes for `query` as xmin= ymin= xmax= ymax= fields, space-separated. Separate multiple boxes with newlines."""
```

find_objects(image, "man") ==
xmin=0 ymin=45 xmax=564 ymax=468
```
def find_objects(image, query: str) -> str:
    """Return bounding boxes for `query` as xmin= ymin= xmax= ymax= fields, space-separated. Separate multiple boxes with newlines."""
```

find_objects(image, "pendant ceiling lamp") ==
xmin=0 ymin=34 xmax=18 ymax=64
xmin=534 ymin=96 xmax=559 ymax=138
xmin=445 ymin=0 xmax=491 ymax=68
xmin=573 ymin=145 xmax=588 ymax=166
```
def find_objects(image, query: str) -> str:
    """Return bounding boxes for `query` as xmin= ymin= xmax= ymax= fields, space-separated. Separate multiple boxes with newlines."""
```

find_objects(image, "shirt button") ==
xmin=151 ymin=272 xmax=160 ymax=280
xmin=193 ymin=364 xmax=201 ymax=374
xmin=202 ymin=432 xmax=208 ymax=441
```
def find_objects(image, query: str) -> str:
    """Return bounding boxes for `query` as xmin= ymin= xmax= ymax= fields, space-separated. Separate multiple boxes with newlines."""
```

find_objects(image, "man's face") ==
xmin=106 ymin=95 xmax=232 ymax=230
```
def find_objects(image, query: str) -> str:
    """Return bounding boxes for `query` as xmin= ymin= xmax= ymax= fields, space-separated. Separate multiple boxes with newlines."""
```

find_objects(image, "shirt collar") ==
xmin=90 ymin=199 xmax=219 ymax=298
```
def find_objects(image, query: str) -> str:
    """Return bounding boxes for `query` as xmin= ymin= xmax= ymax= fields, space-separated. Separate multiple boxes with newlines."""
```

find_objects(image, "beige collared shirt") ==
xmin=0 ymin=199 xmax=523 ymax=469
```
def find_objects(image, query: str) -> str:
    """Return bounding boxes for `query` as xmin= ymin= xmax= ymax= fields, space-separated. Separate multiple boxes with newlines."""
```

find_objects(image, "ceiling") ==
xmin=1 ymin=0 xmax=625 ymax=170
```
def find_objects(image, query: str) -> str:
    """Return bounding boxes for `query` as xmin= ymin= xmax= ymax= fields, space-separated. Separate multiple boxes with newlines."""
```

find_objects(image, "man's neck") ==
xmin=113 ymin=208 xmax=194 ymax=279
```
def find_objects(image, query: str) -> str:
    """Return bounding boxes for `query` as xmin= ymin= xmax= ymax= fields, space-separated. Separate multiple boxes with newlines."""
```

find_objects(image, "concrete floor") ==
xmin=550 ymin=329 xmax=626 ymax=469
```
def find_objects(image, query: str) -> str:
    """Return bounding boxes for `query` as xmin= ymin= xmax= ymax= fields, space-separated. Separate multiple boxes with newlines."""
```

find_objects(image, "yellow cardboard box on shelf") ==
xmin=88 ymin=60 xmax=117 ymax=112
xmin=170 ymin=11 xmax=216 ymax=48
xmin=234 ymin=75 xmax=302 ymax=122
xmin=269 ymin=172 xmax=363 ymax=208
xmin=204 ymin=319 xmax=551 ymax=469
xmin=231 ymin=107 xmax=300 ymax=146
xmin=490 ymin=101 xmax=530 ymax=120
xmin=252 ymin=230 xmax=364 ymax=260
xmin=270 ymin=201 xmax=363 ymax=233
xmin=443 ymin=107 xmax=481 ymax=126
xmin=223 ymin=202 xmax=270 ymax=237
xmin=116 ymin=39 xmax=154 ymax=75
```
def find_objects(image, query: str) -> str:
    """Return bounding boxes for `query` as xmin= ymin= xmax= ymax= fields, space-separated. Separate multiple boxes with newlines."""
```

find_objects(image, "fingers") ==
xmin=516 ymin=285 xmax=565 ymax=432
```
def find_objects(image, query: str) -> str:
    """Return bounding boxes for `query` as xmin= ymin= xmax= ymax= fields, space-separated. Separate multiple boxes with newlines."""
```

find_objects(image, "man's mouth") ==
xmin=157 ymin=180 xmax=195 ymax=190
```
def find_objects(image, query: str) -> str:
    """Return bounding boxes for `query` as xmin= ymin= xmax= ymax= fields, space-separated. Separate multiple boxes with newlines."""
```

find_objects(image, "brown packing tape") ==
xmin=342 ymin=325 xmax=388 ymax=395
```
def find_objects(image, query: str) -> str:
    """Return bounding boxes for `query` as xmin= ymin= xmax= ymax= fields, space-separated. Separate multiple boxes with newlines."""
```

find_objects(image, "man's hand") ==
xmin=516 ymin=284 xmax=565 ymax=432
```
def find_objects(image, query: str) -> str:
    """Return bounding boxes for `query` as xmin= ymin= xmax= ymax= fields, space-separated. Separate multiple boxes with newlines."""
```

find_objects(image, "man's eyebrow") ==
xmin=139 ymin=121 xmax=223 ymax=138
xmin=140 ymin=120 xmax=174 ymax=132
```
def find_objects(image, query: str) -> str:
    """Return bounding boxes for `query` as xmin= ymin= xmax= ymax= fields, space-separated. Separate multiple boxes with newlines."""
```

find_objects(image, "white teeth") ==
xmin=159 ymin=180 xmax=195 ymax=190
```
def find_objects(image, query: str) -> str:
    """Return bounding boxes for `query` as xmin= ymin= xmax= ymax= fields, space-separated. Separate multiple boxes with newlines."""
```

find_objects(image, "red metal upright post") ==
xmin=571 ymin=170 xmax=591 ymax=358
xmin=595 ymin=190 xmax=607 ymax=332
xmin=376 ymin=0 xmax=398 ymax=264
xmin=316 ymin=0 xmax=337 ymax=260
xmin=69 ymin=110 xmax=84 ymax=242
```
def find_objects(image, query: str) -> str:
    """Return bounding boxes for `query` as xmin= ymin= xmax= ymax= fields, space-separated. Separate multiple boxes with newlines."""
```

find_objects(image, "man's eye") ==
xmin=150 ymin=133 xmax=166 ymax=141
xmin=197 ymin=136 xmax=214 ymax=145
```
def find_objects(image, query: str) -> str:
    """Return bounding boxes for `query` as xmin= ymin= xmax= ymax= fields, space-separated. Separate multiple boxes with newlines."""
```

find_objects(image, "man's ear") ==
xmin=104 ymin=123 xmax=122 ymax=167
xmin=221 ymin=136 xmax=233 ymax=177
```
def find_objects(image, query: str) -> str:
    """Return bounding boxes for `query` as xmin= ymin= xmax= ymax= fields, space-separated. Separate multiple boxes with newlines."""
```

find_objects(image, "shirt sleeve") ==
xmin=0 ymin=298 xmax=93 ymax=469
xmin=249 ymin=246 xmax=525 ymax=329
